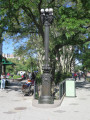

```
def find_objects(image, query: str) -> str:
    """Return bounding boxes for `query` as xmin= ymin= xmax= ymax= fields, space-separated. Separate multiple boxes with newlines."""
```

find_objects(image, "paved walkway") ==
xmin=0 ymin=78 xmax=90 ymax=120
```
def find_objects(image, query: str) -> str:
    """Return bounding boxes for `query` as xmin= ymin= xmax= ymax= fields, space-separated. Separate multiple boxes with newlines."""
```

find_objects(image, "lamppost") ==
xmin=39 ymin=8 xmax=54 ymax=104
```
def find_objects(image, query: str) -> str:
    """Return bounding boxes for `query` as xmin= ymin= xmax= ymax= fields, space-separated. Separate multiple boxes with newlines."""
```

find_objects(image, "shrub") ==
xmin=86 ymin=77 xmax=90 ymax=82
xmin=8 ymin=76 xmax=12 ymax=79
xmin=13 ymin=75 xmax=21 ymax=79
xmin=8 ymin=75 xmax=21 ymax=79
xmin=36 ymin=73 xmax=42 ymax=84
xmin=55 ymin=72 xmax=72 ymax=84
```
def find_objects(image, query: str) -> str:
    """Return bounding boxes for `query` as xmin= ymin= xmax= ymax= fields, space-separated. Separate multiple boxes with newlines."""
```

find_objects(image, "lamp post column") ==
xmin=39 ymin=8 xmax=54 ymax=104
xmin=44 ymin=21 xmax=49 ymax=65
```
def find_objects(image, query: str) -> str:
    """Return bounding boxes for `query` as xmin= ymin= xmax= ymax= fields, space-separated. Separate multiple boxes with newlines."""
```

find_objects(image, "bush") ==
xmin=35 ymin=92 xmax=39 ymax=99
xmin=36 ymin=73 xmax=42 ymax=84
xmin=55 ymin=72 xmax=62 ymax=84
xmin=86 ymin=77 xmax=90 ymax=82
xmin=8 ymin=75 xmax=21 ymax=79
xmin=8 ymin=76 xmax=12 ymax=79
xmin=13 ymin=75 xmax=21 ymax=79
xmin=55 ymin=72 xmax=72 ymax=84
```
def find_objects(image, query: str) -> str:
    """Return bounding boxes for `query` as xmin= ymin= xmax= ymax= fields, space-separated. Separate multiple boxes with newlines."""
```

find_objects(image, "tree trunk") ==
xmin=37 ymin=51 xmax=43 ymax=74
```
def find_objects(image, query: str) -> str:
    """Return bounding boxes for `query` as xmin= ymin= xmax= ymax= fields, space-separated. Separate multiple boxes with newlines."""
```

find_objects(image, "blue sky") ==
xmin=2 ymin=37 xmax=29 ymax=54
xmin=3 ymin=40 xmax=14 ymax=54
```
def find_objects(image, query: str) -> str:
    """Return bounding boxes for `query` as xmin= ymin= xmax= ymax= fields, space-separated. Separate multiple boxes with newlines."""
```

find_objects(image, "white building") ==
xmin=2 ymin=53 xmax=20 ymax=60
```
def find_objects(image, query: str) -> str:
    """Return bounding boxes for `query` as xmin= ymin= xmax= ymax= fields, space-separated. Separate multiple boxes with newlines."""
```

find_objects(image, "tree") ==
xmin=1 ymin=0 xmax=90 ymax=81
xmin=6 ymin=56 xmax=37 ymax=74
xmin=49 ymin=0 xmax=90 ymax=77
xmin=75 ymin=43 xmax=90 ymax=71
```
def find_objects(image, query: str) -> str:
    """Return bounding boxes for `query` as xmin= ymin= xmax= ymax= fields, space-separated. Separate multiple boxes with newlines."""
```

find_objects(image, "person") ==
xmin=7 ymin=73 xmax=10 ymax=78
xmin=77 ymin=72 xmax=81 ymax=80
xmin=1 ymin=72 xmax=6 ymax=89
xmin=31 ymin=72 xmax=36 ymax=85
xmin=23 ymin=73 xmax=26 ymax=80
xmin=72 ymin=73 xmax=74 ymax=78
xmin=26 ymin=79 xmax=32 ymax=86
xmin=74 ymin=72 xmax=77 ymax=81
xmin=21 ymin=74 xmax=24 ymax=80
xmin=28 ymin=72 xmax=32 ymax=79
xmin=83 ymin=73 xmax=86 ymax=81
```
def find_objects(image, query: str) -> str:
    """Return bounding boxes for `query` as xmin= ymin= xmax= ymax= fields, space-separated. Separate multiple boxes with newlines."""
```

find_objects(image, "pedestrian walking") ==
xmin=31 ymin=72 xmax=36 ymax=86
xmin=77 ymin=72 xmax=81 ymax=80
xmin=74 ymin=72 xmax=77 ymax=81
xmin=83 ymin=73 xmax=86 ymax=81
xmin=72 ymin=73 xmax=74 ymax=78
xmin=28 ymin=72 xmax=32 ymax=79
xmin=1 ymin=73 xmax=6 ymax=89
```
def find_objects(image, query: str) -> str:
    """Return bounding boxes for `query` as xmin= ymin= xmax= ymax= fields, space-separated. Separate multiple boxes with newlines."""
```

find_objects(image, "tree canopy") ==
xmin=0 ymin=0 xmax=90 ymax=79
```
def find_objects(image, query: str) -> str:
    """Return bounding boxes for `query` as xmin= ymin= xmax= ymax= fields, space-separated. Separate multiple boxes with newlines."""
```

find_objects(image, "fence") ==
xmin=59 ymin=80 xmax=66 ymax=99
xmin=34 ymin=80 xmax=66 ymax=100
xmin=33 ymin=81 xmax=40 ymax=99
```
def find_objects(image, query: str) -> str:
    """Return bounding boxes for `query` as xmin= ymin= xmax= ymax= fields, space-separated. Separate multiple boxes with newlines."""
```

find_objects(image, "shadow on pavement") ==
xmin=5 ymin=80 xmax=26 ymax=93
xmin=76 ymin=80 xmax=90 ymax=90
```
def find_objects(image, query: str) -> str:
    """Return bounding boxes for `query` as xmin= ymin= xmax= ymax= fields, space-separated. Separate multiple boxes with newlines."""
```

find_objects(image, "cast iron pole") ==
xmin=39 ymin=8 xmax=54 ymax=104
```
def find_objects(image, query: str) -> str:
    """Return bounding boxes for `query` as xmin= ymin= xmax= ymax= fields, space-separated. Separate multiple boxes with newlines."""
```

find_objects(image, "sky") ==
xmin=3 ymin=40 xmax=14 ymax=54
xmin=2 ymin=37 xmax=29 ymax=54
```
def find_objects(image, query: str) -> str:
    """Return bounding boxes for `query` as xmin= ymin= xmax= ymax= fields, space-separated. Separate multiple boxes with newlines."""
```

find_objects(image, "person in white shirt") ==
xmin=1 ymin=73 xmax=6 ymax=89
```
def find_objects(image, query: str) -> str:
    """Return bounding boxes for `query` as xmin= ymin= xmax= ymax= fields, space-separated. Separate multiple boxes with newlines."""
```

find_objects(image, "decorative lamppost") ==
xmin=39 ymin=8 xmax=54 ymax=104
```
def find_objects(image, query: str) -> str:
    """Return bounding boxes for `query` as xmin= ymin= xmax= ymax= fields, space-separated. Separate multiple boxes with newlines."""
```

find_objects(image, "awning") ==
xmin=2 ymin=58 xmax=15 ymax=65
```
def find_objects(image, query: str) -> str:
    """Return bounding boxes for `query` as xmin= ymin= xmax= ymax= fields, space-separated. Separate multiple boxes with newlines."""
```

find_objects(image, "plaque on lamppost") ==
xmin=39 ymin=8 xmax=54 ymax=104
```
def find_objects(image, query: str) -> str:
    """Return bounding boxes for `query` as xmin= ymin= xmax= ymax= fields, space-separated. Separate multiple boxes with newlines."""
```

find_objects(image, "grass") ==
xmin=9 ymin=75 xmax=21 ymax=79
xmin=86 ymin=77 xmax=90 ymax=82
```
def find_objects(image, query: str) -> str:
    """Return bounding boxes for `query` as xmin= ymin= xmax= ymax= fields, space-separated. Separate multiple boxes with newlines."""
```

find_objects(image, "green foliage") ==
xmin=75 ymin=65 xmax=83 ymax=72
xmin=8 ymin=75 xmax=21 ymax=79
xmin=58 ymin=6 xmax=90 ymax=44
xmin=86 ymin=77 xmax=90 ymax=82
xmin=35 ymin=92 xmax=39 ymax=99
xmin=1 ymin=0 xmax=90 ymax=81
xmin=13 ymin=75 xmax=21 ymax=79
xmin=6 ymin=65 xmax=14 ymax=75
xmin=75 ymin=44 xmax=90 ymax=71
xmin=36 ymin=72 xmax=42 ymax=84
xmin=8 ymin=76 xmax=13 ymax=79
xmin=6 ymin=57 xmax=38 ymax=75
xmin=55 ymin=71 xmax=72 ymax=84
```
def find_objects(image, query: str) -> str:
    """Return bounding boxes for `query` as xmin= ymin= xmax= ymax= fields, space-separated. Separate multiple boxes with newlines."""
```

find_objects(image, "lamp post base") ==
xmin=38 ymin=65 xmax=54 ymax=104
xmin=39 ymin=96 xmax=54 ymax=104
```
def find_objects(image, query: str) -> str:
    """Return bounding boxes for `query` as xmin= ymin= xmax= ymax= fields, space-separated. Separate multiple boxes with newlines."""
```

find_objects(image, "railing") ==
xmin=34 ymin=80 xmax=66 ymax=100
xmin=34 ymin=81 xmax=39 ymax=99
xmin=59 ymin=80 xmax=66 ymax=99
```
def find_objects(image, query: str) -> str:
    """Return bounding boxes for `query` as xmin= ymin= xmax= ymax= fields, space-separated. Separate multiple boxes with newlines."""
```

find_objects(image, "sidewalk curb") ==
xmin=32 ymin=94 xmax=65 ymax=108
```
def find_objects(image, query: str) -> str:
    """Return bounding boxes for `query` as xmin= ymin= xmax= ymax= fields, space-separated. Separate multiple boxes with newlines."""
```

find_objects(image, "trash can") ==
xmin=66 ymin=78 xmax=76 ymax=97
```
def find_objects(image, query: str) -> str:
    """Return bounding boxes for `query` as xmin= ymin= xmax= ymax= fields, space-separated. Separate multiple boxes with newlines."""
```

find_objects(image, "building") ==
xmin=2 ymin=53 xmax=20 ymax=60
